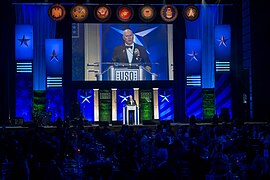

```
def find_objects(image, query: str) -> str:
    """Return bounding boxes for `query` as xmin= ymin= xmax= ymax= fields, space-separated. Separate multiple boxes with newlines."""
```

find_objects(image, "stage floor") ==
xmin=1 ymin=121 xmax=268 ymax=134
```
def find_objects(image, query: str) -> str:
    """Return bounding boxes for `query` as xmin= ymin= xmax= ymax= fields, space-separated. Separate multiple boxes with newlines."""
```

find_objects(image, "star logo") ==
xmin=217 ymin=35 xmax=229 ymax=47
xmin=160 ymin=94 xmax=170 ymax=103
xmin=111 ymin=26 xmax=158 ymax=54
xmin=119 ymin=95 xmax=130 ymax=103
xmin=50 ymin=49 xmax=59 ymax=62
xmin=187 ymin=50 xmax=198 ymax=61
xmin=80 ymin=93 xmax=92 ymax=104
xmin=18 ymin=35 xmax=30 ymax=47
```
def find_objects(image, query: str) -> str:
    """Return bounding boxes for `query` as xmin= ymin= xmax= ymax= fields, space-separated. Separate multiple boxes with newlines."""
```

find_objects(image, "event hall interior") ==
xmin=1 ymin=0 xmax=270 ymax=179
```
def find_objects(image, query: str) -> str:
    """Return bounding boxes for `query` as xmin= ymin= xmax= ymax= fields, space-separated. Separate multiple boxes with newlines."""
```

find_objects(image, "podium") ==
xmin=123 ymin=105 xmax=140 ymax=125
xmin=93 ymin=63 xmax=157 ymax=81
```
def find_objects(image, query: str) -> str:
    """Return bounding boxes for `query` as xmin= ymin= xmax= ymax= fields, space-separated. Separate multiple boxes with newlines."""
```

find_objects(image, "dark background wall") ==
xmin=250 ymin=1 xmax=270 ymax=121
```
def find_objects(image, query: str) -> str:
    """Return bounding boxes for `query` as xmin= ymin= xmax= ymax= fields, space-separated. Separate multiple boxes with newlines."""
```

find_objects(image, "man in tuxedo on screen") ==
xmin=112 ymin=28 xmax=151 ymax=72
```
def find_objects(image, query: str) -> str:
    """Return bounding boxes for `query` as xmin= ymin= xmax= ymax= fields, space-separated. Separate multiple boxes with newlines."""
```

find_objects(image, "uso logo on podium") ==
xmin=115 ymin=69 xmax=139 ymax=81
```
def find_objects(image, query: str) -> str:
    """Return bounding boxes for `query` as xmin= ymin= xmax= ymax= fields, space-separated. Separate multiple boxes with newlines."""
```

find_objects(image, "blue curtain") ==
xmin=185 ymin=4 xmax=223 ymax=88
xmin=15 ymin=5 xmax=56 ymax=90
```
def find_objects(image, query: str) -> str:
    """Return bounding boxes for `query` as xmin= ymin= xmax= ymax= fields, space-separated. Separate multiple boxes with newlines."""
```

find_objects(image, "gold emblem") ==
xmin=183 ymin=5 xmax=200 ymax=21
xmin=117 ymin=6 xmax=133 ymax=22
xmin=48 ymin=4 xmax=66 ymax=21
xmin=160 ymin=5 xmax=178 ymax=22
xmin=94 ymin=5 xmax=111 ymax=22
xmin=70 ymin=4 xmax=89 ymax=22
xmin=139 ymin=5 xmax=155 ymax=22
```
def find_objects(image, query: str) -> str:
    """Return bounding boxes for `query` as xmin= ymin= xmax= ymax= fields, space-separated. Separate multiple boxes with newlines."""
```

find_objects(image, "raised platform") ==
xmin=1 ymin=121 xmax=268 ymax=134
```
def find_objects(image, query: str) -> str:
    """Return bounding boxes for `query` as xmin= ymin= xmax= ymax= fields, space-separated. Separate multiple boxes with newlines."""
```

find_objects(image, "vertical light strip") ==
xmin=85 ymin=24 xmax=101 ymax=81
xmin=153 ymin=88 xmax=159 ymax=120
xmin=94 ymin=89 xmax=99 ymax=122
xmin=133 ymin=88 xmax=140 ymax=105
xmin=167 ymin=24 xmax=174 ymax=80
xmin=111 ymin=88 xmax=117 ymax=121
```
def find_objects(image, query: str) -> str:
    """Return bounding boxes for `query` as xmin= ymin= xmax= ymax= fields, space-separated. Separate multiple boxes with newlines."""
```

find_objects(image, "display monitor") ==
xmin=72 ymin=23 xmax=174 ymax=81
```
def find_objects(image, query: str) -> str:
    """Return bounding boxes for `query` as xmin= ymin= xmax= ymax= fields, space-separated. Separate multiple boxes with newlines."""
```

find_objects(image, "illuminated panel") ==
xmin=45 ymin=39 xmax=63 ymax=75
xmin=185 ymin=39 xmax=201 ymax=87
xmin=15 ymin=24 xmax=33 ymax=60
xmin=186 ymin=75 xmax=201 ymax=86
xmin=77 ymin=89 xmax=94 ymax=122
xmin=117 ymin=89 xmax=134 ymax=121
xmin=16 ymin=61 xmax=32 ymax=73
xmin=216 ymin=61 xmax=230 ymax=72
xmin=16 ymin=74 xmax=33 ymax=121
xmin=215 ymin=24 xmax=231 ymax=72
xmin=158 ymin=88 xmax=174 ymax=120
xmin=46 ymin=76 xmax=62 ymax=88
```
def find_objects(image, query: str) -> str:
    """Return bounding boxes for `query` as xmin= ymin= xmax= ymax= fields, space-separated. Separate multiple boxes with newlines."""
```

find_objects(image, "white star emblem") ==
xmin=160 ymin=94 xmax=170 ymax=102
xmin=111 ymin=26 xmax=158 ymax=54
xmin=217 ymin=35 xmax=228 ymax=47
xmin=119 ymin=95 xmax=130 ymax=103
xmin=80 ymin=95 xmax=91 ymax=104
xmin=187 ymin=50 xmax=198 ymax=61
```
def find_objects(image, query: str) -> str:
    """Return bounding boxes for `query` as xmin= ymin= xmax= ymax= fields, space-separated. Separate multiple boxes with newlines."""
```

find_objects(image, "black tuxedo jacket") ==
xmin=126 ymin=99 xmax=137 ymax=106
xmin=112 ymin=43 xmax=150 ymax=66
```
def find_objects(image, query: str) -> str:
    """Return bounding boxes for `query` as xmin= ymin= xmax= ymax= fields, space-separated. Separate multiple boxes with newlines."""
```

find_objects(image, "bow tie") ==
xmin=126 ymin=46 xmax=133 ymax=49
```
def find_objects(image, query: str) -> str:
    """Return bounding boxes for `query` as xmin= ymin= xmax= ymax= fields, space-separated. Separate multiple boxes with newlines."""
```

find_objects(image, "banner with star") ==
xmin=117 ymin=89 xmax=134 ymax=121
xmin=45 ymin=39 xmax=63 ymax=75
xmin=15 ymin=24 xmax=33 ymax=60
xmin=158 ymin=88 xmax=174 ymax=120
xmin=215 ymin=24 xmax=231 ymax=61
xmin=77 ymin=89 xmax=94 ymax=121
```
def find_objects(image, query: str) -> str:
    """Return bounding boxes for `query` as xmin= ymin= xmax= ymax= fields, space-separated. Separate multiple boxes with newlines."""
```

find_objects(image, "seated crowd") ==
xmin=1 ymin=119 xmax=270 ymax=179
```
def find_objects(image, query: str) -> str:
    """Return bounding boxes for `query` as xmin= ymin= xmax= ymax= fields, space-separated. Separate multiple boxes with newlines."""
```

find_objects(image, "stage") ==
xmin=1 ymin=121 xmax=268 ymax=134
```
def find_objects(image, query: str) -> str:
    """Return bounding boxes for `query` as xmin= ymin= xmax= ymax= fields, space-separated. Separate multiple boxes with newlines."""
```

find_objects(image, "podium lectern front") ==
xmin=123 ymin=105 xmax=140 ymax=125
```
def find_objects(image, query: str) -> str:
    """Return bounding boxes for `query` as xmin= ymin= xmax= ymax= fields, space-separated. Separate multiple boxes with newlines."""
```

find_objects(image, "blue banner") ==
xmin=46 ymin=88 xmax=64 ymax=122
xmin=186 ymin=87 xmax=203 ymax=119
xmin=77 ymin=89 xmax=94 ymax=122
xmin=185 ymin=39 xmax=201 ymax=76
xmin=15 ymin=24 xmax=33 ymax=60
xmin=45 ymin=39 xmax=63 ymax=75
xmin=16 ymin=74 xmax=33 ymax=121
xmin=215 ymin=24 xmax=231 ymax=61
xmin=158 ymin=88 xmax=174 ymax=120
xmin=117 ymin=89 xmax=134 ymax=121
